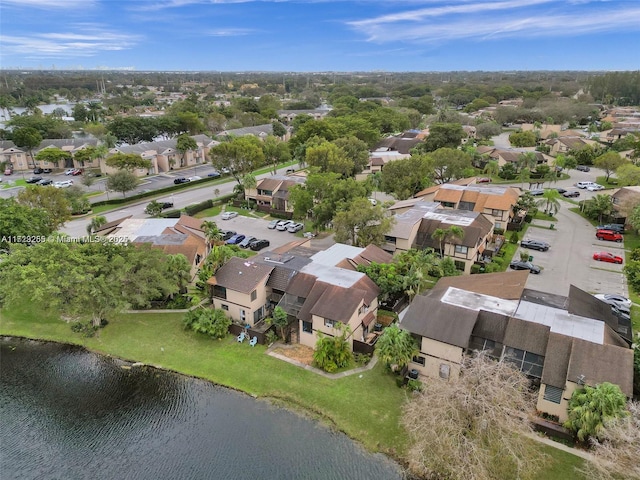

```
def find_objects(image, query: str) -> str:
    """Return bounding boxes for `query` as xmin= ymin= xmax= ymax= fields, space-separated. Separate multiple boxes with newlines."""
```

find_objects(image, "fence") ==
xmin=228 ymin=323 xmax=275 ymax=345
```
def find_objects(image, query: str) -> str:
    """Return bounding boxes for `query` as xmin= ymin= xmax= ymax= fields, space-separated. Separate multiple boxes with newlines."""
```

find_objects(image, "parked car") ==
xmin=285 ymin=168 xmax=295 ymax=174
xmin=220 ymin=230 xmax=236 ymax=241
xmin=509 ymin=261 xmax=541 ymax=274
xmin=593 ymin=293 xmax=632 ymax=310
xmin=276 ymin=220 xmax=293 ymax=231
xmin=221 ymin=211 xmax=238 ymax=220
xmin=25 ymin=176 xmax=43 ymax=184
xmin=586 ymin=183 xmax=605 ymax=191
xmin=303 ymin=232 xmax=316 ymax=238
xmin=33 ymin=167 xmax=44 ymax=174
xmin=225 ymin=234 xmax=245 ymax=245
xmin=173 ymin=177 xmax=190 ymax=184
xmin=64 ymin=168 xmax=76 ymax=175
xmin=476 ymin=177 xmax=492 ymax=183
xmin=597 ymin=224 xmax=625 ymax=234
xmin=596 ymin=229 xmax=623 ymax=242
xmin=576 ymin=181 xmax=597 ymax=189
xmin=188 ymin=176 xmax=202 ymax=181
xmin=238 ymin=236 xmax=256 ymax=249
xmin=520 ymin=239 xmax=550 ymax=251
xmin=562 ymin=190 xmax=580 ymax=198
xmin=554 ymin=188 xmax=567 ymax=194
xmin=593 ymin=251 xmax=623 ymax=264
xmin=576 ymin=165 xmax=591 ymax=172
xmin=287 ymin=222 xmax=304 ymax=233
xmin=249 ymin=239 xmax=270 ymax=251
xmin=4 ymin=168 xmax=12 ymax=175
xmin=368 ymin=198 xmax=378 ymax=206
xmin=160 ymin=201 xmax=174 ymax=210
xmin=37 ymin=178 xmax=53 ymax=186
xmin=529 ymin=189 xmax=544 ymax=196
xmin=267 ymin=219 xmax=279 ymax=229
xmin=611 ymin=305 xmax=631 ymax=322
xmin=53 ymin=180 xmax=73 ymax=188
xmin=207 ymin=171 xmax=221 ymax=178
xmin=42 ymin=168 xmax=52 ymax=174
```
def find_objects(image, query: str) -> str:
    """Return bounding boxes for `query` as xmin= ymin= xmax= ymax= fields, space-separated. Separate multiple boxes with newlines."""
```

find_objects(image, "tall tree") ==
xmin=332 ymin=197 xmax=395 ymax=247
xmin=12 ymin=127 xmax=42 ymax=168
xmin=419 ymin=123 xmax=465 ymax=152
xmin=35 ymin=147 xmax=71 ymax=168
xmin=105 ymin=152 xmax=151 ymax=171
xmin=175 ymin=133 xmax=198 ymax=167
xmin=210 ymin=136 xmax=265 ymax=185
xmin=0 ymin=198 xmax=52 ymax=250
xmin=16 ymin=186 xmax=71 ymax=232
xmin=402 ymin=354 xmax=541 ymax=480
xmin=429 ymin=148 xmax=472 ymax=184
xmin=86 ymin=215 xmax=107 ymax=235
xmin=262 ymin=135 xmax=291 ymax=175
xmin=242 ymin=173 xmax=257 ymax=207
xmin=380 ymin=155 xmax=432 ymax=200
xmin=536 ymin=189 xmax=562 ymax=215
xmin=106 ymin=170 xmax=139 ymax=197
xmin=594 ymin=152 xmax=626 ymax=182
xmin=305 ymin=140 xmax=353 ymax=176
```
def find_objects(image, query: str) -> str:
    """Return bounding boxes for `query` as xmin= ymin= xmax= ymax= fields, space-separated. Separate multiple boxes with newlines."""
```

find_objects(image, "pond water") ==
xmin=0 ymin=338 xmax=404 ymax=480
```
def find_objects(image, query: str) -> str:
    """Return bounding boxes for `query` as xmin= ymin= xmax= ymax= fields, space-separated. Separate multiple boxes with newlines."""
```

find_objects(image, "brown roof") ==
xmin=503 ymin=317 xmax=550 ymax=356
xmin=271 ymin=239 xmax=313 ymax=255
xmin=351 ymin=275 xmax=380 ymax=305
xmin=284 ymin=272 xmax=317 ymax=298
xmin=567 ymin=339 xmax=633 ymax=396
xmin=94 ymin=215 xmax=133 ymax=234
xmin=370 ymin=157 xmax=385 ymax=166
xmin=209 ymin=257 xmax=273 ymax=294
xmin=471 ymin=310 xmax=509 ymax=343
xmin=362 ymin=311 xmax=376 ymax=327
xmin=310 ymin=285 xmax=367 ymax=323
xmin=401 ymin=294 xmax=478 ymax=348
xmin=414 ymin=184 xmax=442 ymax=198
xmin=344 ymin=244 xmax=393 ymax=270
xmin=256 ymin=178 xmax=283 ymax=192
xmin=430 ymin=270 xmax=529 ymax=300
xmin=434 ymin=188 xmax=463 ymax=203
xmin=176 ymin=215 xmax=204 ymax=231
xmin=541 ymin=333 xmax=573 ymax=389
xmin=416 ymin=211 xmax=494 ymax=248
xmin=298 ymin=281 xmax=329 ymax=322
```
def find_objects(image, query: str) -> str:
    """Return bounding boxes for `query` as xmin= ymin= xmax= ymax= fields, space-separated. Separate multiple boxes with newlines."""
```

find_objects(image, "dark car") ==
xmin=249 ymin=239 xmax=270 ymax=251
xmin=207 ymin=171 xmax=221 ymax=178
xmin=597 ymin=224 xmax=625 ymax=234
xmin=161 ymin=201 xmax=174 ymax=210
xmin=26 ymin=176 xmax=43 ymax=184
xmin=520 ymin=239 xmax=550 ymax=251
xmin=576 ymin=165 xmax=591 ymax=172
xmin=225 ymin=234 xmax=245 ymax=245
xmin=509 ymin=261 xmax=541 ymax=274
xmin=596 ymin=229 xmax=623 ymax=242
xmin=37 ymin=178 xmax=53 ymax=186
xmin=173 ymin=177 xmax=190 ymax=184
xmin=529 ymin=189 xmax=544 ymax=196
xmin=220 ymin=230 xmax=236 ymax=241
xmin=554 ymin=188 xmax=567 ymax=194
xmin=33 ymin=167 xmax=44 ymax=174
xmin=238 ymin=236 xmax=256 ymax=249
xmin=562 ymin=190 xmax=580 ymax=198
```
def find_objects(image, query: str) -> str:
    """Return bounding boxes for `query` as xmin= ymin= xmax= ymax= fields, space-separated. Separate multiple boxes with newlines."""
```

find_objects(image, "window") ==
xmin=250 ymin=290 xmax=257 ymax=301
xmin=324 ymin=319 xmax=336 ymax=329
xmin=469 ymin=336 xmax=496 ymax=354
xmin=491 ymin=209 xmax=502 ymax=217
xmin=454 ymin=245 xmax=468 ymax=255
xmin=454 ymin=260 xmax=466 ymax=271
xmin=495 ymin=222 xmax=502 ymax=230
xmin=439 ymin=364 xmax=450 ymax=379
xmin=384 ymin=235 xmax=396 ymax=244
xmin=253 ymin=308 xmax=263 ymax=323
xmin=358 ymin=304 xmax=369 ymax=315
xmin=240 ymin=309 xmax=246 ymax=322
xmin=441 ymin=201 xmax=455 ymax=208
xmin=504 ymin=347 xmax=544 ymax=378
xmin=213 ymin=285 xmax=227 ymax=300
xmin=459 ymin=201 xmax=475 ymax=211
xmin=412 ymin=355 xmax=426 ymax=366
xmin=302 ymin=321 xmax=312 ymax=333
xmin=221 ymin=304 xmax=229 ymax=311
xmin=543 ymin=385 xmax=563 ymax=404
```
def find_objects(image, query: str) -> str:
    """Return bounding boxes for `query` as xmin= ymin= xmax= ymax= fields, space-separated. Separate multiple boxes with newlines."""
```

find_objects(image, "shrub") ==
xmin=407 ymin=379 xmax=423 ymax=392
xmin=70 ymin=320 xmax=97 ymax=337
xmin=470 ymin=264 xmax=482 ymax=274
xmin=265 ymin=330 xmax=278 ymax=345
xmin=354 ymin=352 xmax=371 ymax=367
xmin=313 ymin=326 xmax=353 ymax=372
xmin=183 ymin=307 xmax=231 ymax=339
xmin=509 ymin=231 xmax=520 ymax=244
xmin=184 ymin=199 xmax=214 ymax=216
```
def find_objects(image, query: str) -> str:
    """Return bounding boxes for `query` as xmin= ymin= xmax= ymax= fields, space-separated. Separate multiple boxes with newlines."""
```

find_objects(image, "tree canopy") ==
xmin=16 ymin=186 xmax=71 ymax=232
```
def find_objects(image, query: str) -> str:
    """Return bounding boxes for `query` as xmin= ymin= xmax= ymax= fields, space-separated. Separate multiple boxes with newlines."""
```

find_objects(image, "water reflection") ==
xmin=0 ymin=339 xmax=403 ymax=480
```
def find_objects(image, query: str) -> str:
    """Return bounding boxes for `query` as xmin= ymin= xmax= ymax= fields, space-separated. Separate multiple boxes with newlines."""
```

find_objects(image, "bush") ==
xmin=162 ymin=209 xmax=182 ymax=218
xmin=509 ymin=231 xmax=519 ymax=244
xmin=265 ymin=330 xmax=278 ymax=345
xmin=183 ymin=307 xmax=231 ymax=339
xmin=470 ymin=264 xmax=483 ymax=274
xmin=407 ymin=379 xmax=423 ymax=392
xmin=70 ymin=320 xmax=98 ymax=337
xmin=184 ymin=199 xmax=214 ymax=216
xmin=354 ymin=352 xmax=371 ymax=367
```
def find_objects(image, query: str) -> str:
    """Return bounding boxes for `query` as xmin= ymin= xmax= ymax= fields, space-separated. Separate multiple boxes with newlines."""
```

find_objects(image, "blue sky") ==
xmin=1 ymin=0 xmax=639 ymax=72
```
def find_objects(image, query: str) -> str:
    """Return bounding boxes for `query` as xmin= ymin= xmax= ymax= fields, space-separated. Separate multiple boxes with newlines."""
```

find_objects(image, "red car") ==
xmin=476 ymin=177 xmax=492 ymax=183
xmin=593 ymin=252 xmax=623 ymax=264
xmin=71 ymin=168 xmax=83 ymax=176
xmin=596 ymin=229 xmax=623 ymax=243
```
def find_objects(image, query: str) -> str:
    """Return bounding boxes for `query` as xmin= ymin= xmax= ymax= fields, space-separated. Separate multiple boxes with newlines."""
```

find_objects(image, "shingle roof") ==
xmin=416 ymin=210 xmax=493 ymax=249
xmin=541 ymin=333 xmax=573 ymax=388
xmin=567 ymin=339 xmax=633 ymax=396
xmin=266 ymin=266 xmax=297 ymax=291
xmin=503 ymin=317 xmax=550 ymax=356
xmin=209 ymin=257 xmax=273 ymax=294
xmin=401 ymin=294 xmax=478 ymax=348
xmin=284 ymin=272 xmax=318 ymax=298
xmin=310 ymin=285 xmax=367 ymax=323
xmin=471 ymin=310 xmax=510 ymax=343
xmin=431 ymin=271 xmax=529 ymax=300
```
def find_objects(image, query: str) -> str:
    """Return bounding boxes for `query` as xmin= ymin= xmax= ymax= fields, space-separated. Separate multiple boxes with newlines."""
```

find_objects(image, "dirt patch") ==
xmin=272 ymin=345 xmax=315 ymax=366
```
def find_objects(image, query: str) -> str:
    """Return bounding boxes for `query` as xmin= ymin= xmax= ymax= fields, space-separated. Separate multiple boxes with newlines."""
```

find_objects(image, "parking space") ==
xmin=212 ymin=214 xmax=303 ymax=251
xmin=519 ymin=209 xmax=628 ymax=298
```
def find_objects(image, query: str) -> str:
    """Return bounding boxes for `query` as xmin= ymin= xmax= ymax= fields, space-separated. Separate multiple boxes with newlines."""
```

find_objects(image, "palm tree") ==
xmin=242 ymin=173 xmax=257 ymax=208
xmin=431 ymin=228 xmax=447 ymax=256
xmin=375 ymin=324 xmax=419 ymax=372
xmin=166 ymin=253 xmax=191 ymax=294
xmin=201 ymin=220 xmax=222 ymax=249
xmin=86 ymin=215 xmax=107 ymax=235
xmin=483 ymin=160 xmax=499 ymax=179
xmin=588 ymin=194 xmax=614 ymax=223
xmin=536 ymin=189 xmax=562 ymax=215
xmin=446 ymin=226 xmax=465 ymax=246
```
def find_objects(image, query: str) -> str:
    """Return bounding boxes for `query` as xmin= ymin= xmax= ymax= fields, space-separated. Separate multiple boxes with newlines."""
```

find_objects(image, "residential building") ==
xmin=400 ymin=272 xmax=633 ymax=422
xmin=1 ymin=138 xmax=100 ymax=172
xmin=244 ymin=173 xmax=307 ymax=217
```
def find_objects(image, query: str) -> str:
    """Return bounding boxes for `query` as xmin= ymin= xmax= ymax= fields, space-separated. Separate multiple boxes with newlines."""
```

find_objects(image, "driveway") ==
xmin=211 ymin=213 xmax=307 ymax=252
xmin=517 ymin=205 xmax=627 ymax=298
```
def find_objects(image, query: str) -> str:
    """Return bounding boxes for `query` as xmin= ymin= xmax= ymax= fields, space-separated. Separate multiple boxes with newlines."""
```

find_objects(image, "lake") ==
xmin=0 ymin=338 xmax=404 ymax=480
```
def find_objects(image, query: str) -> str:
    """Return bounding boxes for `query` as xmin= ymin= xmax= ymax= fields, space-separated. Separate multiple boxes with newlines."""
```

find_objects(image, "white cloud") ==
xmin=1 ymin=0 xmax=96 ymax=8
xmin=205 ymin=27 xmax=258 ymax=36
xmin=0 ymin=25 xmax=141 ymax=59
xmin=347 ymin=1 xmax=640 ymax=43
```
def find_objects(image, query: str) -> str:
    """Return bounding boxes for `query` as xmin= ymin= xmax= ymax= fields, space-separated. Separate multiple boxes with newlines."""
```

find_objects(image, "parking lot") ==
xmin=212 ymin=213 xmax=306 ymax=251
xmin=517 ymin=205 xmax=627 ymax=298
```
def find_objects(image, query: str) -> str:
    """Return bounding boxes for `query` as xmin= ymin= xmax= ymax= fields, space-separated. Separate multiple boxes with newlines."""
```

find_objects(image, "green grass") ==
xmin=533 ymin=211 xmax=558 ymax=222
xmin=194 ymin=206 xmax=222 ymax=218
xmin=595 ymin=176 xmax=620 ymax=189
xmin=0 ymin=303 xmax=588 ymax=476
xmin=534 ymin=445 xmax=587 ymax=480
xmin=224 ymin=205 xmax=268 ymax=218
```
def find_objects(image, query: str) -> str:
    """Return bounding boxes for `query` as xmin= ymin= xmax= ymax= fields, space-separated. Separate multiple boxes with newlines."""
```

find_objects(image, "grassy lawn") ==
xmin=194 ymin=206 xmax=222 ymax=218
xmin=224 ymin=204 xmax=268 ymax=218
xmin=0 ymin=303 xmax=588 ymax=476
xmin=533 ymin=211 xmax=558 ymax=222
xmin=595 ymin=176 xmax=620 ymax=189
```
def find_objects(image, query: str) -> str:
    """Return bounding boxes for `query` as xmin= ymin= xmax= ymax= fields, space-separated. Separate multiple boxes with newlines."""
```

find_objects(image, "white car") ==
xmin=188 ymin=176 xmax=202 ymax=181
xmin=586 ymin=183 xmax=605 ymax=191
xmin=575 ymin=181 xmax=597 ymax=189
xmin=276 ymin=220 xmax=293 ymax=231
xmin=221 ymin=211 xmax=238 ymax=220
xmin=53 ymin=180 xmax=73 ymax=188
xmin=64 ymin=169 xmax=75 ymax=175
xmin=593 ymin=293 xmax=632 ymax=311
xmin=287 ymin=222 xmax=304 ymax=233
xmin=368 ymin=198 xmax=378 ymax=206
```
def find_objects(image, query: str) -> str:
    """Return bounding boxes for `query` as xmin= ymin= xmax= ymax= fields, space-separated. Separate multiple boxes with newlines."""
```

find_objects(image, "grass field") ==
xmin=0 ymin=302 xmax=589 ymax=478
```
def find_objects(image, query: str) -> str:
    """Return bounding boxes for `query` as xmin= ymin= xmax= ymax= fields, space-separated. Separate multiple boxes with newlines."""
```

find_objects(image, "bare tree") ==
xmin=402 ymin=353 xmax=544 ymax=480
xmin=581 ymin=401 xmax=640 ymax=480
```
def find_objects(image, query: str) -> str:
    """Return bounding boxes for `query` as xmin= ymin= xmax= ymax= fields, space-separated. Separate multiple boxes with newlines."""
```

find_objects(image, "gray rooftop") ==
xmin=300 ymin=262 xmax=364 ymax=289
xmin=310 ymin=244 xmax=365 ymax=267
